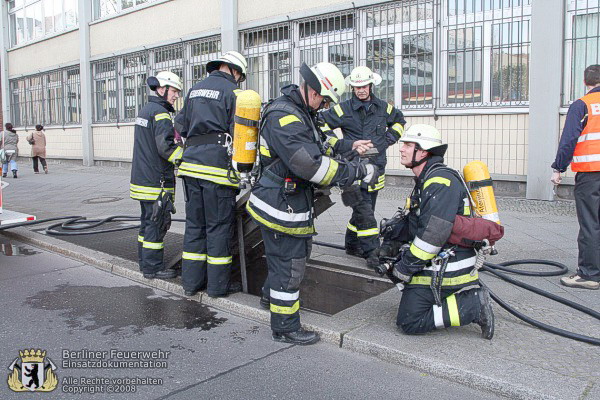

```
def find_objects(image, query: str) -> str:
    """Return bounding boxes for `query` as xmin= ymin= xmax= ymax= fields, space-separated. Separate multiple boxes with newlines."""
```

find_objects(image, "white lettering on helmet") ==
xmin=189 ymin=89 xmax=221 ymax=100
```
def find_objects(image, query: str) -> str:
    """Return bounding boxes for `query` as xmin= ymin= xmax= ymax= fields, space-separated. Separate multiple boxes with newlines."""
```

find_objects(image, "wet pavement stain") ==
xmin=0 ymin=239 xmax=40 ymax=256
xmin=25 ymin=284 xmax=227 ymax=336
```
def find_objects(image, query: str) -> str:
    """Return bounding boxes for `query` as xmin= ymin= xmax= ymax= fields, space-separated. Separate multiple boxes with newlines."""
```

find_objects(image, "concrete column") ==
xmin=221 ymin=0 xmax=238 ymax=52
xmin=79 ymin=0 xmax=94 ymax=166
xmin=526 ymin=0 xmax=564 ymax=200
xmin=0 ymin=0 xmax=11 ymax=125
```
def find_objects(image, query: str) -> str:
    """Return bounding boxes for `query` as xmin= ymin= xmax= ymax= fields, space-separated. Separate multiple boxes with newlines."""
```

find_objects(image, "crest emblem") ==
xmin=7 ymin=349 xmax=58 ymax=392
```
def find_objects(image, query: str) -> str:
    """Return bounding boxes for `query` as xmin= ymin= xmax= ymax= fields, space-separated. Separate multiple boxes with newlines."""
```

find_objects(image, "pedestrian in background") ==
xmin=27 ymin=125 xmax=48 ymax=174
xmin=1 ymin=123 xmax=19 ymax=178
xmin=551 ymin=64 xmax=600 ymax=290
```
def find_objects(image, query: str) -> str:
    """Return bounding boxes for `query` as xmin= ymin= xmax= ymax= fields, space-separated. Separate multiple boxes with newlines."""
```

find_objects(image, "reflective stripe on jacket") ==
xmin=247 ymin=84 xmax=360 ymax=237
xmin=572 ymin=91 xmax=600 ymax=172
xmin=402 ymin=157 xmax=478 ymax=289
xmin=130 ymin=96 xmax=182 ymax=201
xmin=175 ymin=71 xmax=240 ymax=186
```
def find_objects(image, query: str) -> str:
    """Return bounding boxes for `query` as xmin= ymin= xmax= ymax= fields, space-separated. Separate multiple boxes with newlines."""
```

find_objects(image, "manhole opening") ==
xmin=82 ymin=196 xmax=123 ymax=204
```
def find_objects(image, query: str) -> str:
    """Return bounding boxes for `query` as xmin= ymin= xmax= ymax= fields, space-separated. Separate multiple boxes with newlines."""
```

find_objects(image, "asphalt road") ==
xmin=0 ymin=237 xmax=501 ymax=400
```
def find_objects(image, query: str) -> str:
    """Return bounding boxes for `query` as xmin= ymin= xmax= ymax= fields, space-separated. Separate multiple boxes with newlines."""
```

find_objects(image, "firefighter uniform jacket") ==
xmin=396 ymin=156 xmax=479 ymax=290
xmin=175 ymin=71 xmax=240 ymax=187
xmin=247 ymin=85 xmax=361 ymax=237
xmin=319 ymin=94 xmax=406 ymax=191
xmin=130 ymin=96 xmax=183 ymax=201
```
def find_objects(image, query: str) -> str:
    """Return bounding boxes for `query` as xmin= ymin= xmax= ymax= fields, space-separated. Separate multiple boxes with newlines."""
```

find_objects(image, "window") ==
xmin=241 ymin=24 xmax=291 ymax=102
xmin=92 ymin=0 xmax=159 ymax=20
xmin=91 ymin=38 xmax=219 ymax=123
xmin=8 ymin=0 xmax=78 ymax=47
xmin=564 ymin=0 xmax=600 ymax=104
xmin=443 ymin=0 xmax=531 ymax=107
xmin=447 ymin=27 xmax=483 ymax=105
xmin=297 ymin=13 xmax=355 ymax=102
xmin=491 ymin=20 xmax=530 ymax=103
xmin=362 ymin=1 xmax=434 ymax=107
xmin=9 ymin=67 xmax=81 ymax=127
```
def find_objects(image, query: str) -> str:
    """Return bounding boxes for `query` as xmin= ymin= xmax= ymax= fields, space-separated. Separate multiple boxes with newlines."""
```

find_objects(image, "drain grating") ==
xmin=82 ymin=196 xmax=124 ymax=204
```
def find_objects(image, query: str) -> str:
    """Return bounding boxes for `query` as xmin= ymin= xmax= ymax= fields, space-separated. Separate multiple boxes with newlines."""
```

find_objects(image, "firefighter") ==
xmin=247 ymin=62 xmax=379 ymax=345
xmin=392 ymin=124 xmax=495 ymax=339
xmin=319 ymin=66 xmax=406 ymax=269
xmin=551 ymin=64 xmax=600 ymax=290
xmin=130 ymin=71 xmax=184 ymax=279
xmin=175 ymin=51 xmax=247 ymax=298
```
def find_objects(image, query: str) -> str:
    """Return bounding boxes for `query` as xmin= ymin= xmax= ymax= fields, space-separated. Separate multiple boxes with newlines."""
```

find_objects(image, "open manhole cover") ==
xmin=82 ymin=196 xmax=124 ymax=204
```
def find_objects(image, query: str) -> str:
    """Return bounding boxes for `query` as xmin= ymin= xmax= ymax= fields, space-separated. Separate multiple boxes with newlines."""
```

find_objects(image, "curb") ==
xmin=1 ymin=228 xmax=555 ymax=400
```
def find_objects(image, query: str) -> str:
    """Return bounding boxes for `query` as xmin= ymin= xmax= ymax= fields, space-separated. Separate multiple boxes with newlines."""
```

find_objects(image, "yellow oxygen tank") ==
xmin=232 ymin=90 xmax=262 ymax=173
xmin=463 ymin=161 xmax=501 ymax=225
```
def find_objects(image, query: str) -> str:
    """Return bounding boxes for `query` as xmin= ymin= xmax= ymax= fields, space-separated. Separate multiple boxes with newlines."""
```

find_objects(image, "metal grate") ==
xmin=241 ymin=23 xmax=292 ymax=102
xmin=564 ymin=0 xmax=600 ymax=104
xmin=91 ymin=36 xmax=221 ymax=123
xmin=9 ymin=66 xmax=81 ymax=128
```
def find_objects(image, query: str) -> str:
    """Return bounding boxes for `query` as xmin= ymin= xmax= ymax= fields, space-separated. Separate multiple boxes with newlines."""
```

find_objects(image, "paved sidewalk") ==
xmin=1 ymin=164 xmax=599 ymax=399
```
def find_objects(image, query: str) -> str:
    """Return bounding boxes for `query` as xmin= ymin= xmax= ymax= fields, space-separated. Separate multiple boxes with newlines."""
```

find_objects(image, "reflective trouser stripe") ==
xmin=270 ymin=289 xmax=299 ymax=301
xmin=346 ymin=223 xmax=379 ymax=237
xmin=207 ymin=256 xmax=232 ymax=265
xmin=182 ymin=252 xmax=207 ymax=261
xmin=447 ymin=294 xmax=461 ymax=326
xmin=138 ymin=235 xmax=144 ymax=243
xmin=433 ymin=304 xmax=444 ymax=329
xmin=143 ymin=241 xmax=164 ymax=250
xmin=270 ymin=300 xmax=300 ymax=315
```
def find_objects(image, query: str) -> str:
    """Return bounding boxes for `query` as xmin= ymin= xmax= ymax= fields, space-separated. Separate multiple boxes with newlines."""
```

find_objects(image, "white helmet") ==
xmin=400 ymin=124 xmax=447 ymax=155
xmin=148 ymin=71 xmax=183 ymax=92
xmin=300 ymin=62 xmax=346 ymax=104
xmin=206 ymin=50 xmax=248 ymax=82
xmin=345 ymin=66 xmax=382 ymax=87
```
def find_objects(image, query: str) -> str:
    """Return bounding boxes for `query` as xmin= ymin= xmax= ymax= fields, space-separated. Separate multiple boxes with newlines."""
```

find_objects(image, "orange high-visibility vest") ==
xmin=572 ymin=91 xmax=600 ymax=172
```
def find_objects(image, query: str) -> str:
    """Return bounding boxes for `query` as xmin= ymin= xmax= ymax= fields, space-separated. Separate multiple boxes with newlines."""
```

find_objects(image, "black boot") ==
xmin=365 ymin=250 xmax=380 ymax=270
xmin=272 ymin=328 xmax=320 ymax=345
xmin=144 ymin=268 xmax=177 ymax=280
xmin=477 ymin=286 xmax=495 ymax=340
xmin=345 ymin=246 xmax=365 ymax=258
xmin=2 ymin=173 xmax=6 ymax=178
xmin=207 ymin=281 xmax=242 ymax=298
xmin=12 ymin=170 xmax=17 ymax=178
xmin=259 ymin=293 xmax=270 ymax=310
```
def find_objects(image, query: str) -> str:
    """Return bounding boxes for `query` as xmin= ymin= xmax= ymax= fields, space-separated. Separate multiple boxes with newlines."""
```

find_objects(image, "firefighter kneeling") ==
xmin=384 ymin=124 xmax=497 ymax=339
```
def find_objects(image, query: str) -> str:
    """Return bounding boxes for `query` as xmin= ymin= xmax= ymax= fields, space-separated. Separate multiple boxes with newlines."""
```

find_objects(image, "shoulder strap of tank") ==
xmin=423 ymin=163 xmax=476 ymax=215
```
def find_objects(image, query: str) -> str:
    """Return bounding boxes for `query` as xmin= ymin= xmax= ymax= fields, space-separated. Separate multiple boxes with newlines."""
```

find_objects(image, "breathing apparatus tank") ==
xmin=463 ymin=161 xmax=500 ymax=225
xmin=232 ymin=90 xmax=262 ymax=177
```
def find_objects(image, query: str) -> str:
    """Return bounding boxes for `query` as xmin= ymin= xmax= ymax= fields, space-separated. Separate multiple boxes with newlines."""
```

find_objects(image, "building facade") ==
xmin=0 ymin=0 xmax=598 ymax=199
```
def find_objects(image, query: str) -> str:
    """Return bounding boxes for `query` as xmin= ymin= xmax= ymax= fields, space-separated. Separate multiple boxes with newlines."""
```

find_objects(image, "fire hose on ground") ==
xmin=0 ymin=216 xmax=599 ymax=345
xmin=312 ymin=240 xmax=600 ymax=346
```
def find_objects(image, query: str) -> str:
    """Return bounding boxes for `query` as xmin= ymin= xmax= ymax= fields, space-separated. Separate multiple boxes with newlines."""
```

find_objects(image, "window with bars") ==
xmin=444 ymin=0 xmax=531 ymax=107
xmin=564 ymin=0 xmax=600 ymax=104
xmin=92 ymin=0 xmax=158 ymax=21
xmin=297 ymin=13 xmax=355 ymax=102
xmin=91 ymin=37 xmax=221 ymax=123
xmin=9 ymin=67 xmax=81 ymax=127
xmin=8 ymin=0 xmax=78 ymax=47
xmin=361 ymin=1 xmax=434 ymax=107
xmin=242 ymin=24 xmax=291 ymax=102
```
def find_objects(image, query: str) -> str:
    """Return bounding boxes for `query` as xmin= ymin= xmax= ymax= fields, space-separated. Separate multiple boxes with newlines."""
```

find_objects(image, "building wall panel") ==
xmin=16 ymin=127 xmax=82 ymax=159
xmin=239 ymin=0 xmax=349 ymax=24
xmin=8 ymin=31 xmax=80 ymax=77
xmin=90 ymin=0 xmax=220 ymax=56
xmin=92 ymin=125 xmax=134 ymax=160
